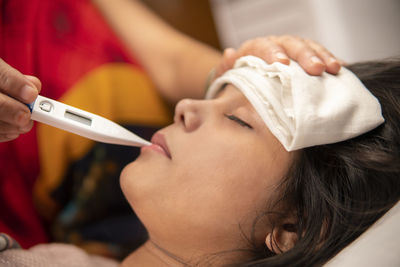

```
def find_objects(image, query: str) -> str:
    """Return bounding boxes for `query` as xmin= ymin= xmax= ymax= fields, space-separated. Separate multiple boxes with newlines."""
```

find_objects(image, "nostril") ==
xmin=180 ymin=114 xmax=185 ymax=127
xmin=174 ymin=98 xmax=202 ymax=131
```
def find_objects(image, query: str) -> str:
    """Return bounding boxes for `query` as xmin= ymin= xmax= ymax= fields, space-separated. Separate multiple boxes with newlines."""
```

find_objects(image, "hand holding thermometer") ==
xmin=27 ymin=95 xmax=151 ymax=147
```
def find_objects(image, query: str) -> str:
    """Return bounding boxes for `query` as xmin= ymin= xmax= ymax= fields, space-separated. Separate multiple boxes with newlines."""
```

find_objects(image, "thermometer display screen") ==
xmin=64 ymin=110 xmax=92 ymax=126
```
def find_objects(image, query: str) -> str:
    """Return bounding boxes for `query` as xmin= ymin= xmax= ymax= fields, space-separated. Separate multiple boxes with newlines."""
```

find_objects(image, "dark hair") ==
xmin=244 ymin=59 xmax=400 ymax=266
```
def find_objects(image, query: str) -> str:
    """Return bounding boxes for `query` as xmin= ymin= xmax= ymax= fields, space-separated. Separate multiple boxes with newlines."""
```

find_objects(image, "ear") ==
xmin=265 ymin=223 xmax=298 ymax=254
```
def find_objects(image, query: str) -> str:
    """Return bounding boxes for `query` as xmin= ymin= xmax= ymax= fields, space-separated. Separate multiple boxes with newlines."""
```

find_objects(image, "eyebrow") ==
xmin=216 ymin=84 xmax=266 ymax=131
xmin=213 ymin=84 xmax=229 ymax=99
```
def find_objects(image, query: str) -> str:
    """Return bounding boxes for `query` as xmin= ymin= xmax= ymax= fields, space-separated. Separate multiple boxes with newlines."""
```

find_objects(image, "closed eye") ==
xmin=224 ymin=114 xmax=253 ymax=129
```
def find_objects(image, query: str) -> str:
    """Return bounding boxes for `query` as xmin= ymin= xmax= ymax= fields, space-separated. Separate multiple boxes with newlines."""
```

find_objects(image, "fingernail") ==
xmin=328 ymin=57 xmax=338 ymax=63
xmin=276 ymin=52 xmax=288 ymax=60
xmin=21 ymin=85 xmax=36 ymax=103
xmin=327 ymin=57 xmax=340 ymax=67
xmin=16 ymin=111 xmax=30 ymax=126
xmin=311 ymin=56 xmax=323 ymax=65
xmin=326 ymin=57 xmax=341 ymax=74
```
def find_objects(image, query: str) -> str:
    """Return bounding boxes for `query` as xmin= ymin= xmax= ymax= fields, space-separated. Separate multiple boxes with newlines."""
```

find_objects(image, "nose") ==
xmin=174 ymin=99 xmax=204 ymax=132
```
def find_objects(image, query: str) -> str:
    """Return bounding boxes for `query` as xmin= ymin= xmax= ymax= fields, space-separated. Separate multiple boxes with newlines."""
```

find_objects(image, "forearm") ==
xmin=92 ymin=0 xmax=221 ymax=103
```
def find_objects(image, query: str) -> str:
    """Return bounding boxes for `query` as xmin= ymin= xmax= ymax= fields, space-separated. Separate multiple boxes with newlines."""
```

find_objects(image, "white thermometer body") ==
xmin=28 ymin=95 xmax=151 ymax=147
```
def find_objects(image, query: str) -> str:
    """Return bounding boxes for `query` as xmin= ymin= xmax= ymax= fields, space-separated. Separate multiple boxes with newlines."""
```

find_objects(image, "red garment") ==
xmin=0 ymin=0 xmax=140 ymax=248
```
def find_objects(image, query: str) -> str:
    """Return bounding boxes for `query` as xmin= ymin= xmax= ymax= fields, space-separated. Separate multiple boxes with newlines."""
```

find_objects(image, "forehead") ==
xmin=214 ymin=84 xmax=248 ymax=102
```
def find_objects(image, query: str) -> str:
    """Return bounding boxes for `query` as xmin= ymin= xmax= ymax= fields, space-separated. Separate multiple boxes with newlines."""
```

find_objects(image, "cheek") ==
xmin=120 ymin=127 xmax=292 ymax=242
xmin=171 ymin=138 xmax=278 ymax=218
xmin=172 ymin=136 xmax=250 ymax=190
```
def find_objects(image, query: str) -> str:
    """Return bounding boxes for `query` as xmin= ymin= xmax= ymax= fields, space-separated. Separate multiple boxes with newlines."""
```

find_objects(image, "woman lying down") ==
xmin=1 ymin=51 xmax=399 ymax=267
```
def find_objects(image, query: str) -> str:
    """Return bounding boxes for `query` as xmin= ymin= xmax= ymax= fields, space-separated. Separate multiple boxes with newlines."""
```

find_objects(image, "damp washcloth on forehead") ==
xmin=205 ymin=56 xmax=384 ymax=151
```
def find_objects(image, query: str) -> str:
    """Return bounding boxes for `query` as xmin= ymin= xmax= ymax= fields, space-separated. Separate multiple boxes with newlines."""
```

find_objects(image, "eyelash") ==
xmin=224 ymin=114 xmax=253 ymax=129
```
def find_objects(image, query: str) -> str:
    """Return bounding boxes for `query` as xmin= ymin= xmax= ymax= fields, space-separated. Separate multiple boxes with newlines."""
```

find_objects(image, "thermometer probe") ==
xmin=27 ymin=95 xmax=151 ymax=147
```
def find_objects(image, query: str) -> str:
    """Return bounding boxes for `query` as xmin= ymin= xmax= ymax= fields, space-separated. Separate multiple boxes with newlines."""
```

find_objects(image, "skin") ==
xmin=1 ymin=1 xmax=342 ymax=263
xmin=0 ymin=34 xmax=340 ymax=143
xmin=0 ymin=59 xmax=41 ymax=141
xmin=1 ymin=1 xmax=344 ymax=265
xmin=120 ymin=85 xmax=295 ymax=266
xmin=93 ymin=0 xmax=341 ymax=102
xmin=1 ymin=1 xmax=342 ymax=142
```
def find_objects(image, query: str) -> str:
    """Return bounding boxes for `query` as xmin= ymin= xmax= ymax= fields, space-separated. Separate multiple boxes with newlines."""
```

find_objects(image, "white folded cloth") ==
xmin=206 ymin=56 xmax=384 ymax=151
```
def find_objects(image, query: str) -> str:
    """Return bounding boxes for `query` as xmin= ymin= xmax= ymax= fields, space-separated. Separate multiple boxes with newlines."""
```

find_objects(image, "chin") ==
xmin=120 ymin=154 xmax=150 ymax=184
xmin=120 ymin=161 xmax=136 ymax=197
xmin=119 ymin=157 xmax=165 ymax=207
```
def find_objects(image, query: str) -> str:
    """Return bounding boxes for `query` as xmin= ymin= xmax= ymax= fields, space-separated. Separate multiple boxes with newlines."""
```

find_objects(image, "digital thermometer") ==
xmin=28 ymin=95 xmax=151 ymax=147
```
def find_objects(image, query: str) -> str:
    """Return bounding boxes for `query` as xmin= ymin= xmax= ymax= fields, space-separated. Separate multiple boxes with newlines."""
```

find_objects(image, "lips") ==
xmin=150 ymin=132 xmax=172 ymax=159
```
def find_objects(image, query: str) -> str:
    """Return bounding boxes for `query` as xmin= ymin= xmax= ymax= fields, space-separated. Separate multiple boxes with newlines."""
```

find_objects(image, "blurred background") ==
xmin=143 ymin=0 xmax=400 ymax=62
xmin=1 ymin=0 xmax=399 ymax=261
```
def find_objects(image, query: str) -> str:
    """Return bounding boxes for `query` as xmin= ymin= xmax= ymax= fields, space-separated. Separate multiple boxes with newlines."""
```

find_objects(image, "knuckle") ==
xmin=0 ymin=68 xmax=13 ymax=90
xmin=0 ymin=133 xmax=9 ymax=141
xmin=24 ymin=75 xmax=42 ymax=94
xmin=242 ymin=37 xmax=262 ymax=49
xmin=0 ymin=67 xmax=26 ymax=97
xmin=17 ymin=111 xmax=30 ymax=127
xmin=0 ymin=121 xmax=17 ymax=134
xmin=280 ymin=34 xmax=290 ymax=40
xmin=302 ymin=45 xmax=317 ymax=55
xmin=0 ymin=94 xmax=7 ymax=112
xmin=281 ymin=35 xmax=296 ymax=42
xmin=306 ymin=39 xmax=322 ymax=50
xmin=303 ymin=38 xmax=314 ymax=45
xmin=3 ymin=134 xmax=19 ymax=141
xmin=295 ymin=35 xmax=305 ymax=42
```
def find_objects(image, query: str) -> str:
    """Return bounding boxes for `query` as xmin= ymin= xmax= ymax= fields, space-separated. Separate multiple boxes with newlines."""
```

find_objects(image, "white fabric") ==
xmin=0 ymin=243 xmax=118 ymax=267
xmin=206 ymin=56 xmax=384 ymax=151
xmin=324 ymin=201 xmax=400 ymax=267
